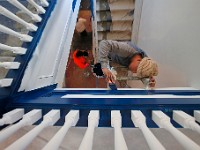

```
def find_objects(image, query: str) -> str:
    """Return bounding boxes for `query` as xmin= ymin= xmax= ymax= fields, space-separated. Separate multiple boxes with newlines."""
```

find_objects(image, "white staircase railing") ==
xmin=111 ymin=110 xmax=128 ymax=150
xmin=0 ymin=43 xmax=27 ymax=55
xmin=40 ymin=0 xmax=49 ymax=7
xmin=152 ymin=110 xmax=200 ymax=150
xmin=0 ymin=79 xmax=13 ymax=87
xmin=5 ymin=109 xmax=60 ymax=150
xmin=173 ymin=110 xmax=200 ymax=134
xmin=0 ymin=62 xmax=20 ymax=69
xmin=131 ymin=110 xmax=166 ymax=150
xmin=42 ymin=110 xmax=79 ymax=150
xmin=0 ymin=6 xmax=37 ymax=31
xmin=0 ymin=24 xmax=33 ymax=42
xmin=0 ymin=0 xmax=49 ymax=88
xmin=0 ymin=109 xmax=200 ymax=149
xmin=0 ymin=109 xmax=41 ymax=143
xmin=194 ymin=110 xmax=200 ymax=123
xmin=7 ymin=0 xmax=41 ymax=22
xmin=27 ymin=0 xmax=46 ymax=14
xmin=79 ymin=110 xmax=99 ymax=150
xmin=0 ymin=109 xmax=24 ymax=126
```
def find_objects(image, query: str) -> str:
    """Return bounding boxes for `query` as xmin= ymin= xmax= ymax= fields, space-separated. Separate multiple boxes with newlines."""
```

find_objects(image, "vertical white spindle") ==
xmin=40 ymin=0 xmax=49 ymax=7
xmin=131 ymin=111 xmax=166 ymax=150
xmin=0 ymin=109 xmax=41 ymax=143
xmin=27 ymin=0 xmax=46 ymax=14
xmin=0 ymin=6 xmax=37 ymax=31
xmin=5 ymin=109 xmax=60 ymax=150
xmin=0 ymin=43 xmax=27 ymax=54
xmin=0 ymin=62 xmax=20 ymax=69
xmin=194 ymin=111 xmax=200 ymax=123
xmin=7 ymin=0 xmax=42 ymax=22
xmin=79 ymin=110 xmax=99 ymax=150
xmin=0 ymin=109 xmax=24 ymax=126
xmin=0 ymin=79 xmax=13 ymax=87
xmin=42 ymin=110 xmax=79 ymax=150
xmin=173 ymin=111 xmax=200 ymax=134
xmin=111 ymin=111 xmax=128 ymax=150
xmin=0 ymin=24 xmax=33 ymax=42
xmin=152 ymin=111 xmax=200 ymax=150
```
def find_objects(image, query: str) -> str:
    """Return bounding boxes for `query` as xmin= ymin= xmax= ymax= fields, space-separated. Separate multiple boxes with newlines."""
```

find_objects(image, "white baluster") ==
xmin=111 ymin=111 xmax=128 ymax=150
xmin=7 ymin=0 xmax=42 ymax=22
xmin=0 ymin=24 xmax=33 ymax=42
xmin=0 ymin=109 xmax=41 ymax=143
xmin=0 ymin=62 xmax=20 ymax=69
xmin=173 ymin=111 xmax=200 ymax=134
xmin=152 ymin=111 xmax=200 ymax=150
xmin=27 ymin=0 xmax=46 ymax=14
xmin=0 ymin=109 xmax=24 ymax=126
xmin=79 ymin=110 xmax=99 ymax=150
xmin=131 ymin=111 xmax=166 ymax=150
xmin=42 ymin=110 xmax=79 ymax=150
xmin=194 ymin=111 xmax=200 ymax=123
xmin=0 ymin=6 xmax=37 ymax=31
xmin=5 ymin=109 xmax=60 ymax=150
xmin=0 ymin=79 xmax=13 ymax=87
xmin=40 ymin=0 xmax=49 ymax=7
xmin=0 ymin=43 xmax=27 ymax=54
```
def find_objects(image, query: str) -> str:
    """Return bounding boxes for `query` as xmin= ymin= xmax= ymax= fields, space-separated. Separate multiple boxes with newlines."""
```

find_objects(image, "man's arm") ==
xmin=98 ymin=40 xmax=137 ymax=68
xmin=98 ymin=40 xmax=112 ymax=69
xmin=98 ymin=40 xmax=138 ymax=83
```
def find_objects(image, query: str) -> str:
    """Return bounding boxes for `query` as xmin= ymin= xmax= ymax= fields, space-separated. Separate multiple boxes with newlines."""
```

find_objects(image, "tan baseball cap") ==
xmin=137 ymin=57 xmax=158 ymax=78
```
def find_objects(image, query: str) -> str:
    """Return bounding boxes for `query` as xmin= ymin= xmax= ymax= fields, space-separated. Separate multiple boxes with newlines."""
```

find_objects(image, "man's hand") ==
xmin=149 ymin=76 xmax=156 ymax=88
xmin=102 ymin=68 xmax=116 ymax=83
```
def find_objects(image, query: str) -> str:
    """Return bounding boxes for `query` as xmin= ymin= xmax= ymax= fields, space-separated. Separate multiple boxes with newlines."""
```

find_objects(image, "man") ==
xmin=98 ymin=40 xmax=158 ymax=87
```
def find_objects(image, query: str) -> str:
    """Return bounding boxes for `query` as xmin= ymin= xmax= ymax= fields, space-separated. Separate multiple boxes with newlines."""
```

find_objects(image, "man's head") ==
xmin=129 ymin=55 xmax=158 ymax=78
xmin=128 ymin=54 xmax=142 ymax=73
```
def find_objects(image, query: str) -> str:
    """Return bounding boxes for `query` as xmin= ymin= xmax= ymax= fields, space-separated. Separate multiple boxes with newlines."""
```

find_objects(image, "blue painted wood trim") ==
xmin=72 ymin=0 xmax=77 ymax=12
xmin=6 ymin=89 xmax=200 ymax=127
xmin=9 ymin=89 xmax=200 ymax=105
xmin=90 ymin=0 xmax=94 ymax=18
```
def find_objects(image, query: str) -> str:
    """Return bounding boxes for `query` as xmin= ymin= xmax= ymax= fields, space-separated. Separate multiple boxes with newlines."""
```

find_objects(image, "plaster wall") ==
xmin=130 ymin=0 xmax=200 ymax=89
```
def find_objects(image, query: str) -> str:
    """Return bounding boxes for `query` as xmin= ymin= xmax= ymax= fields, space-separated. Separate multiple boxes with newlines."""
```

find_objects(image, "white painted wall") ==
xmin=130 ymin=0 xmax=200 ymax=89
xmin=19 ymin=0 xmax=81 ymax=91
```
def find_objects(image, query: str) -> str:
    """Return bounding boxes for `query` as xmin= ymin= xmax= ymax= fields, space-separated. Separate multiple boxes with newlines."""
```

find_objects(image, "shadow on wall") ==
xmin=134 ymin=0 xmax=200 ymax=89
xmin=127 ymin=63 xmax=189 ymax=89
